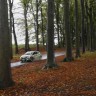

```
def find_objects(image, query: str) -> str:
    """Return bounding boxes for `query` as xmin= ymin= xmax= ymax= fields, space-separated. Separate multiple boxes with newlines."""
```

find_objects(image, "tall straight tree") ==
xmin=81 ymin=0 xmax=85 ymax=53
xmin=8 ymin=0 xmax=13 ymax=59
xmin=21 ymin=0 xmax=30 ymax=52
xmin=63 ymin=0 xmax=73 ymax=61
xmin=36 ymin=0 xmax=39 ymax=51
xmin=75 ymin=0 xmax=80 ymax=58
xmin=85 ymin=0 xmax=90 ymax=51
xmin=12 ymin=16 xmax=19 ymax=54
xmin=24 ymin=4 xmax=29 ymax=52
xmin=40 ymin=0 xmax=45 ymax=46
xmin=9 ymin=0 xmax=18 ymax=54
xmin=43 ymin=0 xmax=58 ymax=69
xmin=89 ymin=0 xmax=94 ymax=51
xmin=55 ymin=0 xmax=60 ymax=48
xmin=0 ymin=0 xmax=14 ymax=89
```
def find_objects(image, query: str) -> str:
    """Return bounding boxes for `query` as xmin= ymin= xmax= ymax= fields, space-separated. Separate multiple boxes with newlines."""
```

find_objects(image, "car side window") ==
xmin=33 ymin=52 xmax=35 ymax=55
xmin=33 ymin=52 xmax=37 ymax=55
xmin=35 ymin=52 xmax=37 ymax=54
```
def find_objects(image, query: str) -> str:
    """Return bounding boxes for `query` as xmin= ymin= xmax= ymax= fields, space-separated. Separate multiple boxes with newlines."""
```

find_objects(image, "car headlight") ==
xmin=20 ymin=56 xmax=23 ymax=59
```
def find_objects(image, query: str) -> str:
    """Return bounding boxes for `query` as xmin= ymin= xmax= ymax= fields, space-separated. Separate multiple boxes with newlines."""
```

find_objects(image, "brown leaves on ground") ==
xmin=0 ymin=52 xmax=96 ymax=96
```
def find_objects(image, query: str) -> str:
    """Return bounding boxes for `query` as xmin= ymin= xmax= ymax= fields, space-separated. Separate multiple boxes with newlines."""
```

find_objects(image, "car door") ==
xmin=36 ymin=52 xmax=41 ymax=60
xmin=32 ymin=51 xmax=38 ymax=60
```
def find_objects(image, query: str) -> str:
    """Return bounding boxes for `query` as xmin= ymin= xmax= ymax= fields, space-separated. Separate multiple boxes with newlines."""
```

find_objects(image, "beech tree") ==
xmin=63 ymin=0 xmax=73 ymax=62
xmin=55 ymin=0 xmax=61 ymax=48
xmin=21 ymin=0 xmax=30 ymax=51
xmin=81 ymin=0 xmax=86 ymax=53
xmin=43 ymin=0 xmax=58 ymax=69
xmin=0 ymin=0 xmax=14 ymax=89
xmin=8 ymin=0 xmax=13 ymax=58
xmin=36 ymin=0 xmax=39 ymax=51
xmin=8 ymin=0 xmax=19 ymax=54
xmin=75 ymin=0 xmax=80 ymax=58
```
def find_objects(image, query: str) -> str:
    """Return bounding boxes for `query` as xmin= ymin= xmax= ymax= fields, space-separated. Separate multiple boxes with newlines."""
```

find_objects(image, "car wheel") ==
xmin=30 ymin=57 xmax=34 ymax=62
xmin=39 ymin=55 xmax=42 ymax=60
xmin=21 ymin=59 xmax=26 ymax=63
xmin=21 ymin=60 xmax=24 ymax=63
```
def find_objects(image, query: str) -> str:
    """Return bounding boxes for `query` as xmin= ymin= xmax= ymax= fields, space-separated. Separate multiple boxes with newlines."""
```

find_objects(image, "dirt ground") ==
xmin=0 ymin=50 xmax=96 ymax=96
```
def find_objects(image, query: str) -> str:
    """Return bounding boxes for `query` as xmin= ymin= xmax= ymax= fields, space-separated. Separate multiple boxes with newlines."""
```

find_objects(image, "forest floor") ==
xmin=0 ymin=49 xmax=96 ymax=96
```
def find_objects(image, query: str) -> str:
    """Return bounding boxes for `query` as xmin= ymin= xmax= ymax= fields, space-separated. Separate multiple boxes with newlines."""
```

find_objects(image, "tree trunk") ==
xmin=24 ymin=6 xmax=29 ymax=52
xmin=8 ymin=0 xmax=13 ymax=59
xmin=63 ymin=0 xmax=73 ymax=62
xmin=43 ymin=0 xmax=58 ymax=69
xmin=12 ymin=16 xmax=19 ymax=54
xmin=36 ymin=0 xmax=39 ymax=51
xmin=85 ymin=0 xmax=90 ymax=50
xmin=89 ymin=5 xmax=94 ymax=51
xmin=55 ymin=2 xmax=60 ymax=48
xmin=81 ymin=0 xmax=86 ymax=53
xmin=0 ymin=0 xmax=14 ymax=89
xmin=41 ymin=4 xmax=45 ymax=46
xmin=93 ymin=6 xmax=96 ymax=50
xmin=75 ymin=0 xmax=80 ymax=58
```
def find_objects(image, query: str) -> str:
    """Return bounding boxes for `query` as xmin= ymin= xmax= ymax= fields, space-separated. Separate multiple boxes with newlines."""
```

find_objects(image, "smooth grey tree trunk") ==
xmin=12 ymin=16 xmax=19 ymax=54
xmin=85 ymin=0 xmax=90 ymax=51
xmin=89 ymin=5 xmax=94 ymax=51
xmin=63 ymin=0 xmax=73 ymax=62
xmin=75 ymin=0 xmax=80 ymax=58
xmin=43 ymin=0 xmax=58 ymax=69
xmin=55 ymin=2 xmax=60 ymax=48
xmin=0 ymin=0 xmax=14 ymax=89
xmin=9 ymin=0 xmax=18 ymax=54
xmin=8 ymin=0 xmax=13 ymax=59
xmin=81 ymin=0 xmax=85 ymax=53
xmin=24 ymin=6 xmax=29 ymax=52
xmin=41 ymin=5 xmax=45 ymax=46
xmin=36 ymin=0 xmax=39 ymax=51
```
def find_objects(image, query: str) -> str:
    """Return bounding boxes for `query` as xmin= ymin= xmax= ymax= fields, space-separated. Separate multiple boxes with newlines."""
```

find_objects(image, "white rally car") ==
xmin=20 ymin=51 xmax=42 ymax=62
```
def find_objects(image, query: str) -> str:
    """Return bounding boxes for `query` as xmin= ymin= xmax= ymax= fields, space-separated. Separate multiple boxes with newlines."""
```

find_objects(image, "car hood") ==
xmin=20 ymin=55 xmax=31 ymax=58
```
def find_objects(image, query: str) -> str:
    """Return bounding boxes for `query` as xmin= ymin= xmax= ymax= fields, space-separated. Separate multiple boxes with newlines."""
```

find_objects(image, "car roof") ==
xmin=25 ymin=51 xmax=39 ymax=53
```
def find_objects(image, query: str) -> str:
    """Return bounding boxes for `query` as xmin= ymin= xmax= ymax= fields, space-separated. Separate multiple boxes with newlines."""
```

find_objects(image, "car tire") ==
xmin=21 ymin=59 xmax=26 ymax=63
xmin=21 ymin=60 xmax=24 ymax=63
xmin=39 ymin=55 xmax=42 ymax=60
xmin=30 ymin=57 xmax=34 ymax=62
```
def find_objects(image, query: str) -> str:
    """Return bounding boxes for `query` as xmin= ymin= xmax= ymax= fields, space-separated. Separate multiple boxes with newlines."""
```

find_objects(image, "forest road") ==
xmin=11 ymin=51 xmax=65 ymax=68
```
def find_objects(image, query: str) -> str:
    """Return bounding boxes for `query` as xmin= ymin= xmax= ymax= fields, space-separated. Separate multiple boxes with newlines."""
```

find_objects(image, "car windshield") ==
xmin=25 ymin=52 xmax=33 ymax=55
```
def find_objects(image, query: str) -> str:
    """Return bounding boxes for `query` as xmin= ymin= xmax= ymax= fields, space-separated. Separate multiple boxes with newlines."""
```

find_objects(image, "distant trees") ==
xmin=8 ymin=0 xmax=19 ymax=54
xmin=12 ymin=16 xmax=19 ymax=54
xmin=21 ymin=0 xmax=30 ymax=51
xmin=88 ymin=0 xmax=96 ymax=51
xmin=8 ymin=0 xmax=13 ymax=59
xmin=40 ymin=0 xmax=45 ymax=46
xmin=12 ymin=0 xmax=96 ymax=53
xmin=55 ymin=0 xmax=61 ymax=48
xmin=35 ymin=0 xmax=39 ymax=51
xmin=7 ymin=0 xmax=96 ymax=61
xmin=80 ymin=0 xmax=96 ymax=52
xmin=0 ymin=0 xmax=14 ymax=89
